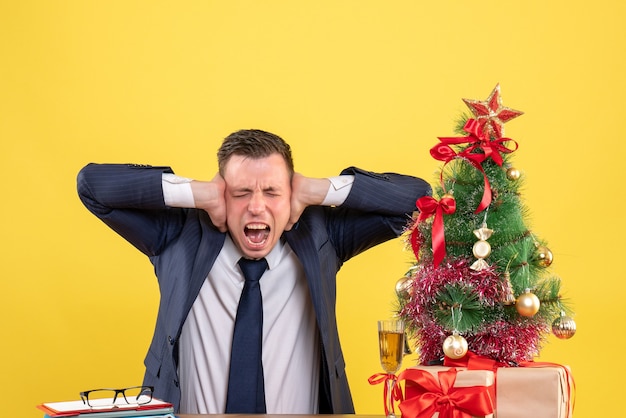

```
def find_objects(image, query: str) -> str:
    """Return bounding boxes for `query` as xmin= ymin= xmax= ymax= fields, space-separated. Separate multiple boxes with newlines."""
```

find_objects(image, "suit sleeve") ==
xmin=77 ymin=163 xmax=187 ymax=257
xmin=328 ymin=166 xmax=431 ymax=261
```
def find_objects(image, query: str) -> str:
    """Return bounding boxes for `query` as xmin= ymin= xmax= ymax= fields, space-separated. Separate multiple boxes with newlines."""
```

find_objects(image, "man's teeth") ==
xmin=245 ymin=224 xmax=269 ymax=245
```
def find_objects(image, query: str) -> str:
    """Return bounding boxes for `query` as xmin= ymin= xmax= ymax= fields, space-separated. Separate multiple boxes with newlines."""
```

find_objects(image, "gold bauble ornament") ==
xmin=534 ymin=245 xmax=554 ymax=267
xmin=516 ymin=289 xmax=540 ymax=317
xmin=395 ymin=276 xmax=413 ymax=298
xmin=506 ymin=167 xmax=521 ymax=181
xmin=442 ymin=333 xmax=468 ymax=359
xmin=552 ymin=313 xmax=577 ymax=339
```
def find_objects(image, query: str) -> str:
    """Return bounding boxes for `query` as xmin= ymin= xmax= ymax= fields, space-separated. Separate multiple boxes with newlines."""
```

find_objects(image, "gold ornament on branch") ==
xmin=442 ymin=332 xmax=468 ymax=359
xmin=506 ymin=166 xmax=521 ymax=181
xmin=395 ymin=275 xmax=413 ymax=298
xmin=534 ymin=245 xmax=554 ymax=268
xmin=516 ymin=288 xmax=540 ymax=317
xmin=502 ymin=272 xmax=517 ymax=305
xmin=552 ymin=312 xmax=577 ymax=339
xmin=470 ymin=222 xmax=493 ymax=271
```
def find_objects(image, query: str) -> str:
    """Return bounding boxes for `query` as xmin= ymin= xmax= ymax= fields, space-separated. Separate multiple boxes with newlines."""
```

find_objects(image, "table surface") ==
xmin=177 ymin=415 xmax=383 ymax=418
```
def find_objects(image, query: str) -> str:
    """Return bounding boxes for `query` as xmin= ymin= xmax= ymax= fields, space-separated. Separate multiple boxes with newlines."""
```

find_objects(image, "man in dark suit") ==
xmin=77 ymin=129 xmax=430 ymax=414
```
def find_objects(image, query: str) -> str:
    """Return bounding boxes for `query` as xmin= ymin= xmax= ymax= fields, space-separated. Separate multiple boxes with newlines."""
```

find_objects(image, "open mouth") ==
xmin=244 ymin=223 xmax=270 ymax=245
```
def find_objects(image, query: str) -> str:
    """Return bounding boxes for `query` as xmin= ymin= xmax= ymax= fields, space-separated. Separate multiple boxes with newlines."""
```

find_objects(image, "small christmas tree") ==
xmin=398 ymin=84 xmax=576 ymax=365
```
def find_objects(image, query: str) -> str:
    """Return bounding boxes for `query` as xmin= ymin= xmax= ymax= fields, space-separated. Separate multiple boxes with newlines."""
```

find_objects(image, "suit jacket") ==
xmin=77 ymin=163 xmax=431 ymax=413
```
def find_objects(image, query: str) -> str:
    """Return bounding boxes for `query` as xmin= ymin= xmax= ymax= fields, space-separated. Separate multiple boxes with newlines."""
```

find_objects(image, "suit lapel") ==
xmin=187 ymin=226 xmax=225 ymax=307
xmin=284 ymin=223 xmax=329 ymax=334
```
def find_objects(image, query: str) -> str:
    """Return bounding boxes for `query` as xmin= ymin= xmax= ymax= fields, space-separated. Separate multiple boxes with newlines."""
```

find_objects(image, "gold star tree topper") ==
xmin=462 ymin=84 xmax=524 ymax=138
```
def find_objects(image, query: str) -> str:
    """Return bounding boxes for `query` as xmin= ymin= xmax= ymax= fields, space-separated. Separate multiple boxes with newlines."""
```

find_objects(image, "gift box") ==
xmin=400 ymin=366 xmax=495 ymax=418
xmin=496 ymin=365 xmax=573 ymax=418
xmin=400 ymin=364 xmax=573 ymax=418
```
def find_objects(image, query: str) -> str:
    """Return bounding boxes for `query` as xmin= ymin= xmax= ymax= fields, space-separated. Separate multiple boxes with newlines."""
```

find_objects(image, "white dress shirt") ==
xmin=162 ymin=174 xmax=353 ymax=414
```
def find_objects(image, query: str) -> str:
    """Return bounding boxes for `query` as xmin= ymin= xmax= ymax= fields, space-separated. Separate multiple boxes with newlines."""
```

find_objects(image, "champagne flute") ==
xmin=378 ymin=319 xmax=405 ymax=418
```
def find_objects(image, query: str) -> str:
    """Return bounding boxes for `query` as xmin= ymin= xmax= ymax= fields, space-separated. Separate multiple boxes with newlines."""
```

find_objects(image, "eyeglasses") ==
xmin=80 ymin=386 xmax=154 ymax=409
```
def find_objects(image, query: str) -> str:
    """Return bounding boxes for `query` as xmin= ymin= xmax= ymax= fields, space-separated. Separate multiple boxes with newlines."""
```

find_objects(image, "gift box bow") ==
xmin=397 ymin=367 xmax=495 ymax=418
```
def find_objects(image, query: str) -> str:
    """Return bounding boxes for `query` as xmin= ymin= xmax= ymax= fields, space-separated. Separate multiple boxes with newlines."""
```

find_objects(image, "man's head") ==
xmin=218 ymin=129 xmax=294 ymax=259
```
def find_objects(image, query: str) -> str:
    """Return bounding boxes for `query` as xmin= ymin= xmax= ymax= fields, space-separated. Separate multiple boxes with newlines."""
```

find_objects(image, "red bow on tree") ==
xmin=411 ymin=195 xmax=456 ymax=267
xmin=430 ymin=119 xmax=518 ymax=214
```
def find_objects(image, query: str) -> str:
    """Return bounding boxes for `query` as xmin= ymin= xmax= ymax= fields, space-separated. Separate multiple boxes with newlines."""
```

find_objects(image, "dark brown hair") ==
xmin=217 ymin=129 xmax=294 ymax=176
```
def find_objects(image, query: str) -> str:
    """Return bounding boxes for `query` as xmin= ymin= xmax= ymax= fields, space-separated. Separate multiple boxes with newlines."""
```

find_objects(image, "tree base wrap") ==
xmin=496 ymin=366 xmax=572 ymax=418
xmin=400 ymin=366 xmax=495 ymax=418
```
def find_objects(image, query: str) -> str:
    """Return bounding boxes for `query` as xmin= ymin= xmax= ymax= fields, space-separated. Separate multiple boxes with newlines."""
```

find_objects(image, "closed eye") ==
xmin=231 ymin=191 xmax=251 ymax=198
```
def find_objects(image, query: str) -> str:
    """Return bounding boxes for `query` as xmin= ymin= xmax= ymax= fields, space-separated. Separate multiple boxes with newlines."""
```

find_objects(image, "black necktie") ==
xmin=225 ymin=257 xmax=268 ymax=413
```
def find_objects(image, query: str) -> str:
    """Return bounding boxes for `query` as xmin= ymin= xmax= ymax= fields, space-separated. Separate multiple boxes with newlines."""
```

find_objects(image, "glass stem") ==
xmin=385 ymin=377 xmax=396 ymax=418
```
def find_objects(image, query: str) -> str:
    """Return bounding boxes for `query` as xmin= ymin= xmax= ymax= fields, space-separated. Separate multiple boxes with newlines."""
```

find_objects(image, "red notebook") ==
xmin=37 ymin=397 xmax=174 ymax=417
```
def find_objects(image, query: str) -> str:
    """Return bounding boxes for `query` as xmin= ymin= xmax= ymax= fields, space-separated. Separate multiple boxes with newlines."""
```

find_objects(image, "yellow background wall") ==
xmin=1 ymin=1 xmax=623 ymax=417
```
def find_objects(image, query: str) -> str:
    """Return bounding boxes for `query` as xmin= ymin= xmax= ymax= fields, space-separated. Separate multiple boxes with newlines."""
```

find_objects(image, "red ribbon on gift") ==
xmin=368 ymin=373 xmax=403 ymax=417
xmin=443 ymin=351 xmax=504 ymax=370
xmin=430 ymin=119 xmax=518 ymax=214
xmin=413 ymin=195 xmax=456 ymax=267
xmin=397 ymin=367 xmax=494 ymax=418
